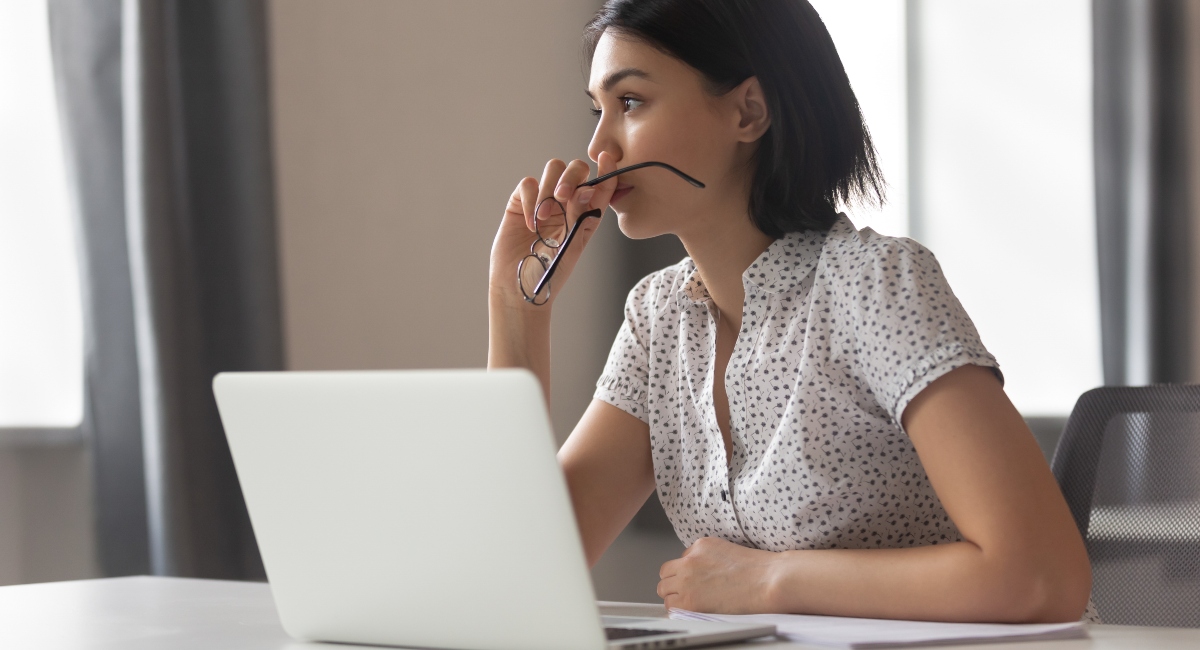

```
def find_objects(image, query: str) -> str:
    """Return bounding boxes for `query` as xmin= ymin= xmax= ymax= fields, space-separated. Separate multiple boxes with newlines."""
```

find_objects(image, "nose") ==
xmin=587 ymin=115 xmax=622 ymax=165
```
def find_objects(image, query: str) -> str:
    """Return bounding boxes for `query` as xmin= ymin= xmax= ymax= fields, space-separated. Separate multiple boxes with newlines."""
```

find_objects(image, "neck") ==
xmin=678 ymin=213 xmax=774 ymax=331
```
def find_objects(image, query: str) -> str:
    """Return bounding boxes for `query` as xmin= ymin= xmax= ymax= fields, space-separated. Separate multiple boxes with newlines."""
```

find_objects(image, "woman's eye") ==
xmin=590 ymin=97 xmax=642 ymax=119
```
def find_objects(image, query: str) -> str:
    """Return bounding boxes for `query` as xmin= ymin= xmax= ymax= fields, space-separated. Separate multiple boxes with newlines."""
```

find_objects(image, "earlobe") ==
xmin=734 ymin=76 xmax=771 ymax=142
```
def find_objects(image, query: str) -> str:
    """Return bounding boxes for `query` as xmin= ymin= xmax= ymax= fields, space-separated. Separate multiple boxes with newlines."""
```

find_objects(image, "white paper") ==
xmin=668 ymin=609 xmax=1087 ymax=648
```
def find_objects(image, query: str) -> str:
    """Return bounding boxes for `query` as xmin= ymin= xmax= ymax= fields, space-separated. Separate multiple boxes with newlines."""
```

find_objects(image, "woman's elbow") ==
xmin=997 ymin=548 xmax=1093 ymax=623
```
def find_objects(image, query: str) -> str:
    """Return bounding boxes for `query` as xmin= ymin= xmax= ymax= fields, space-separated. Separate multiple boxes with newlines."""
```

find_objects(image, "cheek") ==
xmin=612 ymin=106 xmax=725 ymax=236
xmin=627 ymin=110 xmax=706 ymax=161
xmin=623 ymin=120 xmax=673 ymax=161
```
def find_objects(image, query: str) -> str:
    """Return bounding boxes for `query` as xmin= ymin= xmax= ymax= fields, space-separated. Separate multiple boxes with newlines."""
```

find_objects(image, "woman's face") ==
xmin=587 ymin=31 xmax=761 ymax=240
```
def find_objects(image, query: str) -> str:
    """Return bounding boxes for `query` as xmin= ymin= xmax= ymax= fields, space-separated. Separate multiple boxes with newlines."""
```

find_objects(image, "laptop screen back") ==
xmin=214 ymin=369 xmax=606 ymax=650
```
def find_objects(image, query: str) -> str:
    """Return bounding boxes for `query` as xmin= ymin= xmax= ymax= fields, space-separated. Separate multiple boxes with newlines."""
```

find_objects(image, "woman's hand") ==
xmin=488 ymin=151 xmax=619 ymax=311
xmin=487 ymin=151 xmax=619 ymax=404
xmin=657 ymin=537 xmax=781 ymax=614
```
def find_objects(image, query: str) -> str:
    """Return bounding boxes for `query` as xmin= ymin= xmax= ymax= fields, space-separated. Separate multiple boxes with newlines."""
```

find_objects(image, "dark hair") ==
xmin=583 ymin=0 xmax=883 ymax=236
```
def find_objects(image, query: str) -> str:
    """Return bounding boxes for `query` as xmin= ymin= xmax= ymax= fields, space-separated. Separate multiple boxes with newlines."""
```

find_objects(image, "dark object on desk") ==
xmin=1052 ymin=384 xmax=1200 ymax=628
xmin=605 ymin=627 xmax=682 ymax=641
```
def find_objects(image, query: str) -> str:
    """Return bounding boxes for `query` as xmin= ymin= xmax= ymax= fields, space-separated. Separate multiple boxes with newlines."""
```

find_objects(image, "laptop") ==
xmin=213 ymin=368 xmax=775 ymax=650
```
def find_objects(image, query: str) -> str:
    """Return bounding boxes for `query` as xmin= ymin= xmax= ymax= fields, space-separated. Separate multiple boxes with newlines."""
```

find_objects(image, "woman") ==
xmin=488 ymin=0 xmax=1092 ymax=623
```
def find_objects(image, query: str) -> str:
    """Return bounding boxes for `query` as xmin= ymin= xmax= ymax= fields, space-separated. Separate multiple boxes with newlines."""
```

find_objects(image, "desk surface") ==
xmin=0 ymin=576 xmax=1196 ymax=650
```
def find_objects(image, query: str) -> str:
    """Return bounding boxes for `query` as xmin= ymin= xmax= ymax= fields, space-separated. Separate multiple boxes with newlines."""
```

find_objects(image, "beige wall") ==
xmin=267 ymin=0 xmax=685 ymax=603
xmin=0 ymin=446 xmax=99 ymax=585
xmin=269 ymin=0 xmax=623 ymax=441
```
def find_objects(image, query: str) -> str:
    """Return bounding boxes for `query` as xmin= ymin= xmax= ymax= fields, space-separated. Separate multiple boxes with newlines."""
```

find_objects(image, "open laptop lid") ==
xmin=214 ymin=369 xmax=607 ymax=650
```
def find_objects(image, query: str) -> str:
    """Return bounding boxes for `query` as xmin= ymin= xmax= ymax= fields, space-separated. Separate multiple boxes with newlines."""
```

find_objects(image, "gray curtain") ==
xmin=48 ymin=0 xmax=282 ymax=579
xmin=1094 ymin=0 xmax=1195 ymax=386
xmin=48 ymin=0 xmax=149 ymax=577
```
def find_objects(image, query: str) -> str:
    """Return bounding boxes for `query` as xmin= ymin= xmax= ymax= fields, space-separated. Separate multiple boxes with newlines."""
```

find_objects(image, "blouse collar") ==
xmin=677 ymin=215 xmax=840 ymax=305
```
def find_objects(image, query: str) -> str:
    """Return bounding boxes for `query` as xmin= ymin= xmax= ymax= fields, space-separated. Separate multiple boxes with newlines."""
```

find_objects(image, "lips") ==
xmin=611 ymin=184 xmax=634 ymax=204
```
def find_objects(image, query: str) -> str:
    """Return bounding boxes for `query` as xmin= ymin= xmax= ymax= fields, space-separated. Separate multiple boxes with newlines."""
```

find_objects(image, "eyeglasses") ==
xmin=518 ymin=161 xmax=705 ymax=305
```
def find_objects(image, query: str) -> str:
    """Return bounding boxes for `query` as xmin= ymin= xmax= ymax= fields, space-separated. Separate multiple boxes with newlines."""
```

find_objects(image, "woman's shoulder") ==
xmin=823 ymin=216 xmax=940 ymax=274
xmin=820 ymin=216 xmax=951 ymax=299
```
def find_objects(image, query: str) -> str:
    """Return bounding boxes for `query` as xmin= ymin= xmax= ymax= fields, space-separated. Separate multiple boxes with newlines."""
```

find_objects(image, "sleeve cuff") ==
xmin=594 ymin=372 xmax=648 ymax=423
xmin=891 ymin=343 xmax=1003 ymax=433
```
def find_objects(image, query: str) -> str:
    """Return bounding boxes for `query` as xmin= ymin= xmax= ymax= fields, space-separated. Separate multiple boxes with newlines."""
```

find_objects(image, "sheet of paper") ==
xmin=669 ymin=609 xmax=1087 ymax=648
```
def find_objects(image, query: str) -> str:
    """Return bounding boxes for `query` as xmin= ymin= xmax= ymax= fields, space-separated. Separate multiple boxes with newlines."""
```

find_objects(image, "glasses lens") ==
xmin=535 ymin=197 xmax=567 ymax=249
xmin=518 ymin=253 xmax=551 ymax=305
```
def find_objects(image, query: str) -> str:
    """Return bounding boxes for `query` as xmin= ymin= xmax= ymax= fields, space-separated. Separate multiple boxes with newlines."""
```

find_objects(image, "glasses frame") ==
xmin=518 ymin=161 xmax=705 ymax=304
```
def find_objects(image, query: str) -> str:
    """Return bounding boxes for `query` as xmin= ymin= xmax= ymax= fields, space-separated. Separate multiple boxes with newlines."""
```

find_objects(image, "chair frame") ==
xmin=1052 ymin=384 xmax=1200 ymax=536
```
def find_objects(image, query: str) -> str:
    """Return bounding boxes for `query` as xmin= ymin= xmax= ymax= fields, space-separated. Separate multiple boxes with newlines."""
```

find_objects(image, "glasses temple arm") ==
xmin=532 ymin=208 xmax=603 ymax=298
xmin=577 ymin=161 xmax=705 ymax=189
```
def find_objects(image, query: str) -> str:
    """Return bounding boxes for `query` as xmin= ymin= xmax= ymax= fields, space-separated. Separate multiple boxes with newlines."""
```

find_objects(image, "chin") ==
xmin=614 ymin=208 xmax=669 ymax=240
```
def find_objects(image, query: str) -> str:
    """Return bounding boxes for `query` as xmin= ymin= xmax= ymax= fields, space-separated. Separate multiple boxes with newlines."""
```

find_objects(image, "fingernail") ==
xmin=577 ymin=188 xmax=595 ymax=205
xmin=554 ymin=184 xmax=568 ymax=200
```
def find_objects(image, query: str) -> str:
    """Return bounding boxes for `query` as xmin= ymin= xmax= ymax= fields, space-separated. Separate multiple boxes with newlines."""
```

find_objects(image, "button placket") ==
xmin=706 ymin=300 xmax=739 ymax=532
xmin=731 ymin=282 xmax=765 ymax=437
xmin=721 ymin=283 xmax=765 ymax=547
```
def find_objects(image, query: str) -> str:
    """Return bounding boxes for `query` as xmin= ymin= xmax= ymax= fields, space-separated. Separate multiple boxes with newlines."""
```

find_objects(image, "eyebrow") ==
xmin=584 ymin=67 xmax=653 ymax=100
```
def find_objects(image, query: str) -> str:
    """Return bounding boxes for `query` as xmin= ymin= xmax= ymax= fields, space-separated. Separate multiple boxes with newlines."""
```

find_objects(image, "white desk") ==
xmin=0 ymin=576 xmax=1196 ymax=649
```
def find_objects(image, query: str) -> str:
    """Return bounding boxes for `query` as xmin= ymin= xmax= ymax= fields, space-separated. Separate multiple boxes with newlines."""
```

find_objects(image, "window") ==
xmin=812 ymin=0 xmax=1102 ymax=416
xmin=810 ymin=0 xmax=909 ymax=238
xmin=0 ymin=1 xmax=84 ymax=429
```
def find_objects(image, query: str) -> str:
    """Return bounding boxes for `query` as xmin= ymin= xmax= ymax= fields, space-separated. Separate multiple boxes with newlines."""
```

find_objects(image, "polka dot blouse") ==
xmin=593 ymin=213 xmax=1002 ymax=553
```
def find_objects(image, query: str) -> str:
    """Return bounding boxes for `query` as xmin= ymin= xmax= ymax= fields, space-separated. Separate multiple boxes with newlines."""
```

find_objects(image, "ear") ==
xmin=730 ymin=76 xmax=771 ymax=143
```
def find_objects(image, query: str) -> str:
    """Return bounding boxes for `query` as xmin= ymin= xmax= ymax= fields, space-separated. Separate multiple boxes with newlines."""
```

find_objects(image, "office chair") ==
xmin=1052 ymin=385 xmax=1200 ymax=627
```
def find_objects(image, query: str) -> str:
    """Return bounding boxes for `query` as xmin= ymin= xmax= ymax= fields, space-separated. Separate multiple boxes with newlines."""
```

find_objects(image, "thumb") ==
xmin=587 ymin=151 xmax=620 ymax=209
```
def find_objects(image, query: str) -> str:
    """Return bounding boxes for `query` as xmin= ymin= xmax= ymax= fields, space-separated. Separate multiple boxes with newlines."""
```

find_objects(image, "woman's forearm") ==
xmin=765 ymin=541 xmax=1089 ymax=623
xmin=487 ymin=290 xmax=553 ymax=404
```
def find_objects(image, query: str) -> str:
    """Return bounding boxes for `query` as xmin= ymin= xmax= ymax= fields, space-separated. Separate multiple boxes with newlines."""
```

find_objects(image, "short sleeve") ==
xmin=850 ymin=238 xmax=1002 ymax=429
xmin=593 ymin=275 xmax=657 ymax=422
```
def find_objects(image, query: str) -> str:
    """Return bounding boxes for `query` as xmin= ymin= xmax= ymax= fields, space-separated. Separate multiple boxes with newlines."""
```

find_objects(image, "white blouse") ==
xmin=593 ymin=214 xmax=1001 ymax=552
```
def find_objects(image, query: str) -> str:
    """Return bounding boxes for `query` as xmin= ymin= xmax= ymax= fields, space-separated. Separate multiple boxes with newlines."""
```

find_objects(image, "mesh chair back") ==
xmin=1052 ymin=385 xmax=1200 ymax=627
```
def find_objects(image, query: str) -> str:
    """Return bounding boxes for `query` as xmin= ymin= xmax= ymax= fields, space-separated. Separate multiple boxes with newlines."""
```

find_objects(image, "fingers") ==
xmin=659 ymin=558 xmax=680 ymax=580
xmin=538 ymin=158 xmax=567 ymax=215
xmin=535 ymin=158 xmax=596 ymax=230
xmin=533 ymin=157 xmax=613 ymax=221
xmin=656 ymin=575 xmax=679 ymax=600
xmin=553 ymin=159 xmax=592 ymax=203
xmin=516 ymin=177 xmax=539 ymax=232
